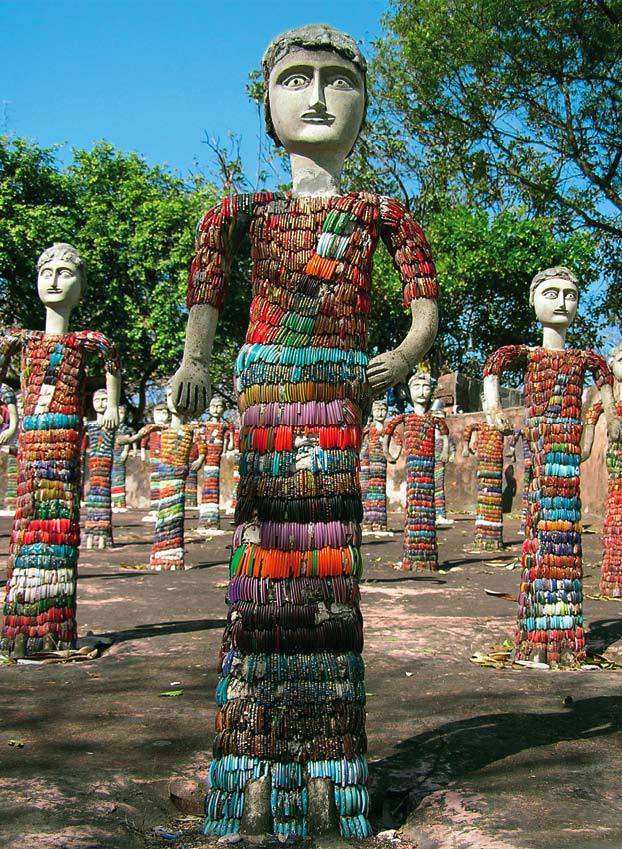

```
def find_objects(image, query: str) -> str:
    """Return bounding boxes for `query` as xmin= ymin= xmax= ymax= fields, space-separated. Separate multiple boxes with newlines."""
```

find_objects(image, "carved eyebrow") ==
xmin=276 ymin=63 xmax=361 ymax=82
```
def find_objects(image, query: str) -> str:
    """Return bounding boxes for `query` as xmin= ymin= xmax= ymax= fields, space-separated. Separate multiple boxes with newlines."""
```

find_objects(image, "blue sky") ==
xmin=1 ymin=0 xmax=387 ymax=180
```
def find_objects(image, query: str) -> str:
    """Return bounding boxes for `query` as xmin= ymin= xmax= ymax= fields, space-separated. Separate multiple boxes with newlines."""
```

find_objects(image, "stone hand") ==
xmin=607 ymin=415 xmax=622 ymax=443
xmin=0 ymin=430 xmax=11 ymax=446
xmin=101 ymin=405 xmax=120 ymax=430
xmin=190 ymin=454 xmax=205 ymax=472
xmin=492 ymin=409 xmax=513 ymax=435
xmin=367 ymin=349 xmax=410 ymax=397
xmin=171 ymin=360 xmax=210 ymax=417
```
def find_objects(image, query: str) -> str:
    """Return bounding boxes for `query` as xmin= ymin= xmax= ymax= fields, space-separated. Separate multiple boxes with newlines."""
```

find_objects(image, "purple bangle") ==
xmin=241 ymin=400 xmax=361 ymax=428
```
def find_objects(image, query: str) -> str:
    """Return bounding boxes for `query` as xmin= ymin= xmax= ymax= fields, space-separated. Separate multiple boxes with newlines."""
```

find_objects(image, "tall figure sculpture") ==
xmin=582 ymin=342 xmax=622 ymax=598
xmin=170 ymin=24 xmax=438 ymax=839
xmin=384 ymin=372 xmax=449 ymax=570
xmin=0 ymin=384 xmax=18 ymax=512
xmin=185 ymin=426 xmax=201 ymax=509
xmin=111 ymin=404 xmax=135 ymax=511
xmin=0 ymin=243 xmax=120 ymax=656
xmin=432 ymin=399 xmax=454 ymax=528
xmin=361 ymin=399 xmax=391 ymax=530
xmin=462 ymin=400 xmax=505 ymax=550
xmin=140 ymin=402 xmax=170 ymax=514
xmin=484 ymin=267 xmax=620 ymax=666
xmin=150 ymin=386 xmax=198 ymax=571
xmin=83 ymin=388 xmax=116 ymax=548
xmin=195 ymin=396 xmax=234 ymax=529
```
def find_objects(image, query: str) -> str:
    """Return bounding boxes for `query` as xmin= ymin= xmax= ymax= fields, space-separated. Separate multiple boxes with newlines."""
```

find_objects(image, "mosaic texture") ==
xmin=186 ymin=433 xmax=200 ymax=508
xmin=187 ymin=191 xmax=437 ymax=836
xmin=361 ymin=419 xmax=393 ymax=530
xmin=385 ymin=412 xmax=448 ymax=570
xmin=198 ymin=420 xmax=232 ymax=528
xmin=484 ymin=345 xmax=612 ymax=665
xmin=0 ymin=329 xmax=119 ymax=654
xmin=1 ymin=383 xmax=17 ymax=510
xmin=463 ymin=422 xmax=504 ymax=550
xmin=140 ymin=427 xmax=163 ymax=509
xmin=585 ymin=401 xmax=622 ymax=597
xmin=84 ymin=420 xmax=116 ymax=547
xmin=511 ymin=425 xmax=532 ymax=534
xmin=111 ymin=422 xmax=135 ymax=509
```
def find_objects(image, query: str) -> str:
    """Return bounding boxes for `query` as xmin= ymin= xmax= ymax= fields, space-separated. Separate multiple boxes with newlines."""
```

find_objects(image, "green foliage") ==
xmin=372 ymin=0 xmax=622 ymax=317
xmin=0 ymin=137 xmax=251 ymax=421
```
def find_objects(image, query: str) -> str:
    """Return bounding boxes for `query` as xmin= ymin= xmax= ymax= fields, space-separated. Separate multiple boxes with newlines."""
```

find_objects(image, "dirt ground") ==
xmin=1 ymin=508 xmax=621 ymax=849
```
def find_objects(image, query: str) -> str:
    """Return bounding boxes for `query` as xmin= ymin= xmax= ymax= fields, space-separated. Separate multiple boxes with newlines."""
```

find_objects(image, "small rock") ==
xmin=563 ymin=695 xmax=574 ymax=705
xmin=218 ymin=835 xmax=242 ymax=845
xmin=377 ymin=829 xmax=399 ymax=840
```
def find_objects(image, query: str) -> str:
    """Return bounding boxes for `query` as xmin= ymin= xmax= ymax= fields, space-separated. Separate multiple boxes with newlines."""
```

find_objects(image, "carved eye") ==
xmin=281 ymin=73 xmax=310 ymax=89
xmin=329 ymin=75 xmax=354 ymax=90
xmin=565 ymin=290 xmax=577 ymax=302
xmin=40 ymin=268 xmax=53 ymax=278
xmin=542 ymin=288 xmax=559 ymax=299
xmin=59 ymin=269 xmax=73 ymax=278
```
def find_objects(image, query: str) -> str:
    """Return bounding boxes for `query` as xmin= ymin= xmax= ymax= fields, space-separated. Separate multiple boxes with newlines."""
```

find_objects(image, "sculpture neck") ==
xmin=413 ymin=402 xmax=428 ymax=416
xmin=96 ymin=413 xmax=104 ymax=425
xmin=170 ymin=412 xmax=182 ymax=428
xmin=45 ymin=306 xmax=70 ymax=334
xmin=289 ymin=152 xmax=343 ymax=197
xmin=541 ymin=325 xmax=567 ymax=350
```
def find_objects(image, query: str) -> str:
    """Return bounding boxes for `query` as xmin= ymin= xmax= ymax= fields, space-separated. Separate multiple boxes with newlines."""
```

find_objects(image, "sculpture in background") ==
xmin=484 ymin=267 xmax=620 ymax=666
xmin=149 ymin=386 xmax=199 ymax=571
xmin=140 ymin=402 xmax=170 ymax=513
xmin=111 ymin=404 xmax=135 ymax=511
xmin=0 ymin=242 xmax=120 ymax=656
xmin=170 ymin=23 xmax=439 ymax=840
xmin=0 ymin=384 xmax=18 ymax=511
xmin=582 ymin=341 xmax=622 ymax=598
xmin=462 ymin=398 xmax=505 ymax=550
xmin=185 ymin=426 xmax=201 ymax=508
xmin=432 ymin=399 xmax=454 ymax=528
xmin=361 ymin=399 xmax=392 ymax=530
xmin=194 ymin=396 xmax=234 ymax=529
xmin=83 ymin=388 xmax=116 ymax=549
xmin=508 ymin=423 xmax=531 ymax=534
xmin=385 ymin=372 xmax=448 ymax=571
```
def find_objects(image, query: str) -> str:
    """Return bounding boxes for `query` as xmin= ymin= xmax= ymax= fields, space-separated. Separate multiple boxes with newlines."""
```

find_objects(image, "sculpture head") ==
xmin=37 ymin=243 xmax=86 ymax=314
xmin=208 ymin=395 xmax=225 ymax=421
xmin=529 ymin=267 xmax=579 ymax=331
xmin=609 ymin=342 xmax=622 ymax=383
xmin=408 ymin=371 xmax=434 ymax=409
xmin=371 ymin=399 xmax=388 ymax=422
xmin=263 ymin=24 xmax=367 ymax=160
xmin=92 ymin=388 xmax=108 ymax=414
xmin=118 ymin=404 xmax=127 ymax=424
xmin=152 ymin=403 xmax=169 ymax=426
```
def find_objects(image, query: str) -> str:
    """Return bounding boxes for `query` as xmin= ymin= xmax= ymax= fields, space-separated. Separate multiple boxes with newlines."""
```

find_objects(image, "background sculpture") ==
xmin=0 ymin=242 xmax=120 ymax=656
xmin=0 ymin=384 xmax=18 ymax=513
xmin=462 ymin=398 xmax=505 ymax=550
xmin=484 ymin=267 xmax=620 ymax=667
xmin=432 ymin=399 xmax=454 ymax=528
xmin=361 ymin=398 xmax=392 ymax=530
xmin=582 ymin=341 xmax=622 ymax=598
xmin=111 ymin=404 xmax=135 ymax=511
xmin=170 ymin=23 xmax=438 ymax=839
xmin=194 ymin=396 xmax=233 ymax=529
xmin=508 ymin=423 xmax=531 ymax=534
xmin=140 ymin=402 xmax=170 ymax=516
xmin=385 ymin=372 xmax=448 ymax=570
xmin=83 ymin=387 xmax=116 ymax=548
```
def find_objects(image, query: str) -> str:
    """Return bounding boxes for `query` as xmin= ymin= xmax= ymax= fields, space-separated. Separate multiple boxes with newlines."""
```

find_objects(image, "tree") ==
xmin=0 ymin=138 xmax=249 ymax=421
xmin=372 ymin=0 xmax=622 ymax=316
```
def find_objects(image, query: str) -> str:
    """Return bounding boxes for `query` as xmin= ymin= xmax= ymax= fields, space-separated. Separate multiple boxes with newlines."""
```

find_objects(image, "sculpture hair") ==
xmin=262 ymin=23 xmax=368 ymax=151
xmin=529 ymin=266 xmax=578 ymax=306
xmin=37 ymin=243 xmax=87 ymax=294
xmin=408 ymin=370 xmax=436 ymax=389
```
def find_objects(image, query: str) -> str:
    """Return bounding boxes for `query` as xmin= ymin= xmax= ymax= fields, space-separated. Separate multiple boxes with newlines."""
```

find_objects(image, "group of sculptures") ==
xmin=1 ymin=22 xmax=621 ymax=839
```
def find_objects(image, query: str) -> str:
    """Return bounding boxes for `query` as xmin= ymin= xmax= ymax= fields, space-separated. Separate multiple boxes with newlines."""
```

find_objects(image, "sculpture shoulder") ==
xmin=196 ymin=191 xmax=282 ymax=233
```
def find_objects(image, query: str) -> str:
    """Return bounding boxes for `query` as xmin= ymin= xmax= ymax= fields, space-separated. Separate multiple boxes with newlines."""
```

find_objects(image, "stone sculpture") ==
xmin=170 ymin=23 xmax=438 ymax=839
xmin=462 ymin=399 xmax=505 ymax=550
xmin=111 ymin=404 xmax=135 ymax=511
xmin=140 ymin=402 xmax=170 ymax=513
xmin=484 ymin=267 xmax=620 ymax=666
xmin=384 ymin=372 xmax=449 ymax=570
xmin=83 ymin=388 xmax=116 ymax=549
xmin=0 ymin=384 xmax=18 ymax=512
xmin=508 ymin=423 xmax=531 ymax=534
xmin=0 ymin=243 xmax=120 ymax=656
xmin=185 ymin=427 xmax=201 ymax=508
xmin=582 ymin=341 xmax=622 ymax=597
xmin=361 ymin=399 xmax=392 ymax=530
xmin=432 ymin=399 xmax=454 ymax=528
xmin=194 ymin=396 xmax=234 ymax=529
xmin=149 ymin=386 xmax=197 ymax=571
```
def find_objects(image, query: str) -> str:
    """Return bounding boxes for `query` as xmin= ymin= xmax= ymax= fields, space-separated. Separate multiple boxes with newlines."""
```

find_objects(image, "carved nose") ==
xmin=309 ymin=73 xmax=326 ymax=110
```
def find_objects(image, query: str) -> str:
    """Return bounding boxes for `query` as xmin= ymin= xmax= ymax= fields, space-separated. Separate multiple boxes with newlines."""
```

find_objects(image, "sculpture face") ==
xmin=268 ymin=48 xmax=365 ymax=157
xmin=611 ymin=346 xmax=622 ymax=383
xmin=408 ymin=376 xmax=432 ymax=407
xmin=372 ymin=400 xmax=388 ymax=422
xmin=153 ymin=405 xmax=169 ymax=426
xmin=165 ymin=385 xmax=179 ymax=416
xmin=37 ymin=257 xmax=83 ymax=312
xmin=532 ymin=277 xmax=578 ymax=330
xmin=92 ymin=389 xmax=108 ymax=414
xmin=209 ymin=397 xmax=225 ymax=420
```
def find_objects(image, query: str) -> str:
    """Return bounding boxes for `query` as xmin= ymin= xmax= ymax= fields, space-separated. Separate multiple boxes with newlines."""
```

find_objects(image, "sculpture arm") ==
xmin=79 ymin=331 xmax=121 ymax=429
xmin=368 ymin=199 xmax=438 ymax=396
xmin=0 ymin=383 xmax=18 ymax=445
xmin=382 ymin=414 xmax=405 ymax=463
xmin=581 ymin=401 xmax=603 ymax=461
xmin=585 ymin=351 xmax=622 ymax=443
xmin=462 ymin=423 xmax=478 ymax=456
xmin=483 ymin=345 xmax=527 ymax=435
xmin=0 ymin=328 xmax=21 ymax=384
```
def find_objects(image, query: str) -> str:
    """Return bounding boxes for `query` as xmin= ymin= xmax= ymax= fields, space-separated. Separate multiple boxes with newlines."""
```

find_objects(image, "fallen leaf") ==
xmin=159 ymin=689 xmax=184 ymax=698
xmin=8 ymin=739 xmax=24 ymax=748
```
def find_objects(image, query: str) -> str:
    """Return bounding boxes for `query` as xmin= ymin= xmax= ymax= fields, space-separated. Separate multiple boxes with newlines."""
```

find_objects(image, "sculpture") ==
xmin=0 ymin=243 xmax=120 ymax=655
xmin=170 ymin=23 xmax=438 ymax=839
xmin=462 ymin=398 xmax=505 ymax=550
xmin=483 ymin=267 xmax=620 ymax=666
xmin=140 ymin=402 xmax=170 ymax=513
xmin=185 ymin=427 xmax=201 ymax=509
xmin=384 ymin=372 xmax=449 ymax=570
xmin=582 ymin=341 xmax=622 ymax=598
xmin=508 ymin=423 xmax=531 ymax=534
xmin=361 ymin=399 xmax=391 ymax=530
xmin=83 ymin=388 xmax=116 ymax=548
xmin=0 ymin=384 xmax=18 ymax=512
xmin=150 ymin=386 xmax=198 ymax=571
xmin=111 ymin=404 xmax=135 ymax=511
xmin=432 ymin=399 xmax=454 ymax=528
xmin=194 ymin=396 xmax=234 ymax=529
